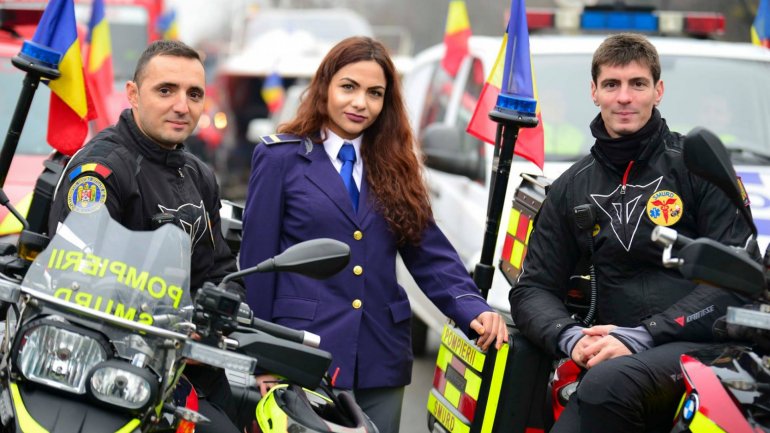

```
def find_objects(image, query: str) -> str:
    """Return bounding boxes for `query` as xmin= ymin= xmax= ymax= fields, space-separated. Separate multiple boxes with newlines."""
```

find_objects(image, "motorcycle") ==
xmin=550 ymin=128 xmax=770 ymax=433
xmin=650 ymin=127 xmax=769 ymax=433
xmin=0 ymin=206 xmax=260 ymax=432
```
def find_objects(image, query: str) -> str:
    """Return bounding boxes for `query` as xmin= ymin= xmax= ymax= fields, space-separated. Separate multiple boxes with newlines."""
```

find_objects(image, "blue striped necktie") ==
xmin=337 ymin=143 xmax=359 ymax=211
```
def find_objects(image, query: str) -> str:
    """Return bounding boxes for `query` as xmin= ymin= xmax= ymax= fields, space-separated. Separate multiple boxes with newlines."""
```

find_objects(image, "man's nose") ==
xmin=172 ymin=95 xmax=190 ymax=114
xmin=617 ymin=85 xmax=632 ymax=104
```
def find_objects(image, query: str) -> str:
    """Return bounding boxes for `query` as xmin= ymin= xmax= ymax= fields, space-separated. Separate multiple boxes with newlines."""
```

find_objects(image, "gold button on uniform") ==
xmin=352 ymin=299 xmax=362 ymax=309
xmin=353 ymin=230 xmax=363 ymax=240
xmin=353 ymin=265 xmax=363 ymax=275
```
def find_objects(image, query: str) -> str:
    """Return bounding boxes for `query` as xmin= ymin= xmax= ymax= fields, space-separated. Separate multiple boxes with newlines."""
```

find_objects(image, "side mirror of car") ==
xmin=420 ymin=123 xmax=481 ymax=180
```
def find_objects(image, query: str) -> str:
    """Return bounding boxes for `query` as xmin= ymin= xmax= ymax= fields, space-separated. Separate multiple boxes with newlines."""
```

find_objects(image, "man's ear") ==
xmin=654 ymin=79 xmax=664 ymax=106
xmin=126 ymin=81 xmax=139 ymax=109
xmin=590 ymin=80 xmax=598 ymax=106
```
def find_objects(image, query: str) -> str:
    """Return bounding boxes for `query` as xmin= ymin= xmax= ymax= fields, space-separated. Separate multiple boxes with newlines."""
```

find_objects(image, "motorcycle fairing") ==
xmin=677 ymin=349 xmax=756 ymax=433
xmin=8 ymin=382 xmax=140 ymax=432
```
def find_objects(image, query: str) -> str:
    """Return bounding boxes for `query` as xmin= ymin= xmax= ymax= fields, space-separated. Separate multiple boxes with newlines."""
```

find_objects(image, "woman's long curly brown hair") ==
xmin=278 ymin=36 xmax=431 ymax=246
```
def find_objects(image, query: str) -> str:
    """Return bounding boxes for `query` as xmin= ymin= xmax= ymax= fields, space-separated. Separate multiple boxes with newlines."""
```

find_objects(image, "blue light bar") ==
xmin=496 ymin=93 xmax=537 ymax=115
xmin=18 ymin=40 xmax=61 ymax=70
xmin=581 ymin=10 xmax=658 ymax=32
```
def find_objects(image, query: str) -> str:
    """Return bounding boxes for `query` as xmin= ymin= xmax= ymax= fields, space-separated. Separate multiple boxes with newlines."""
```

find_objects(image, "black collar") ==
xmin=117 ymin=109 xmax=187 ymax=168
xmin=590 ymin=108 xmax=664 ymax=168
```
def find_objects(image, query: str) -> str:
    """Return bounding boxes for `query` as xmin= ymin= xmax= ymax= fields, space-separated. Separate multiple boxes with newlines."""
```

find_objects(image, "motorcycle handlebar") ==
xmin=651 ymin=226 xmax=693 ymax=249
xmin=236 ymin=302 xmax=321 ymax=348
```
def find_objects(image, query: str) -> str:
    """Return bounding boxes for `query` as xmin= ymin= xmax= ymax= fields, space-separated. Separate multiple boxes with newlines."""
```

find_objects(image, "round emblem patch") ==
xmin=67 ymin=176 xmax=107 ymax=213
xmin=646 ymin=190 xmax=683 ymax=226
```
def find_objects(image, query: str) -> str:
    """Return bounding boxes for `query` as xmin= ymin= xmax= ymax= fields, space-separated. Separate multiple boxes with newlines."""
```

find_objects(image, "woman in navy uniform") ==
xmin=239 ymin=36 xmax=507 ymax=433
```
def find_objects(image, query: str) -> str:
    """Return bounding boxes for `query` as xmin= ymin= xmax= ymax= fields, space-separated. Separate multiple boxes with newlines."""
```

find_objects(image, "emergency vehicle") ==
xmin=400 ymin=5 xmax=770 ymax=431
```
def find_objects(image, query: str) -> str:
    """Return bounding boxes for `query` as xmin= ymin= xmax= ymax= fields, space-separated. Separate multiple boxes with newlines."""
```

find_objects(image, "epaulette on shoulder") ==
xmin=259 ymin=133 xmax=303 ymax=146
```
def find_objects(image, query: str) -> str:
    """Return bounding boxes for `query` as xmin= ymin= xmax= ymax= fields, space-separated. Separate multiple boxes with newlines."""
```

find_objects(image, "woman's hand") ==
xmin=470 ymin=311 xmax=509 ymax=351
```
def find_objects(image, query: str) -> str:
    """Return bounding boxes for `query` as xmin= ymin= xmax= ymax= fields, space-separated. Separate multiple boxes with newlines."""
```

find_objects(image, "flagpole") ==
xmin=474 ymin=107 xmax=538 ymax=299
xmin=473 ymin=0 xmax=539 ymax=300
xmin=0 ymin=42 xmax=61 ymax=188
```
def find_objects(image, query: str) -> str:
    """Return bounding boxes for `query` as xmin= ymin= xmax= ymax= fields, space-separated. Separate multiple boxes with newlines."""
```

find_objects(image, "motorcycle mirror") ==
xmin=678 ymin=238 xmax=764 ymax=297
xmin=222 ymin=238 xmax=350 ymax=285
xmin=683 ymin=127 xmax=757 ymax=236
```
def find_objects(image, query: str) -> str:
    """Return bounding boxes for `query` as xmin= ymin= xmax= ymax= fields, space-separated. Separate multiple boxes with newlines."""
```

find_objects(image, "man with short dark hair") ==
xmin=510 ymin=33 xmax=753 ymax=432
xmin=49 ymin=39 xmax=242 ymax=433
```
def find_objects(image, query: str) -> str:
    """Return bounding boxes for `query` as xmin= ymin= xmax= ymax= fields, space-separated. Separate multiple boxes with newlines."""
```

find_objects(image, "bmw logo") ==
xmin=682 ymin=393 xmax=699 ymax=423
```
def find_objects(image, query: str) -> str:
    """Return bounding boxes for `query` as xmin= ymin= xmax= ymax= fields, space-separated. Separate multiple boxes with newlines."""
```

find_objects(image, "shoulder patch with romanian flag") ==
xmin=67 ymin=175 xmax=107 ymax=213
xmin=67 ymin=162 xmax=112 ymax=181
xmin=646 ymin=190 xmax=683 ymax=226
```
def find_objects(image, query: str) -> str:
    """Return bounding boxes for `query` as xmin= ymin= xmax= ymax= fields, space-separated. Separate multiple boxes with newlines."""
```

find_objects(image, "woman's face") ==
xmin=325 ymin=60 xmax=386 ymax=140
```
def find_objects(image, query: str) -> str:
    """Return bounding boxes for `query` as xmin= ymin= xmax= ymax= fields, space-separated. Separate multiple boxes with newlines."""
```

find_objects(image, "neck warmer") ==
xmin=590 ymin=108 xmax=662 ymax=166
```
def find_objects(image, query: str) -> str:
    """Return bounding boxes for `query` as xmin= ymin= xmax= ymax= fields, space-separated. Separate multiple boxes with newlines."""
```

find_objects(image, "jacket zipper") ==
xmin=178 ymin=168 xmax=184 ymax=178
xmin=620 ymin=161 xmax=634 ymax=232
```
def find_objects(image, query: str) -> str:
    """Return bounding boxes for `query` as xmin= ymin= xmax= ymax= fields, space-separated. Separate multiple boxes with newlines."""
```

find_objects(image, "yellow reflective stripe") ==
xmin=437 ymin=344 xmax=451 ymax=371
xmin=673 ymin=394 xmax=686 ymax=423
xmin=464 ymin=368 xmax=482 ymax=400
xmin=511 ymin=240 xmax=526 ymax=269
xmin=480 ymin=343 xmax=510 ymax=433
xmin=689 ymin=412 xmax=726 ymax=433
xmin=526 ymin=220 xmax=534 ymax=242
xmin=10 ymin=382 xmax=48 ymax=433
xmin=441 ymin=325 xmax=485 ymax=372
xmin=11 ymin=382 xmax=141 ymax=433
xmin=444 ymin=381 xmax=462 ymax=407
xmin=427 ymin=391 xmax=470 ymax=433
xmin=507 ymin=208 xmax=521 ymax=236
xmin=115 ymin=419 xmax=141 ymax=433
xmin=0 ymin=192 xmax=33 ymax=235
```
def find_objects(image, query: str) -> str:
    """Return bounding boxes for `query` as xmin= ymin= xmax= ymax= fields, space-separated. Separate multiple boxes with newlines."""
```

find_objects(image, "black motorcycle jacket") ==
xmin=509 ymin=110 xmax=752 ymax=357
xmin=48 ymin=109 xmax=243 ymax=299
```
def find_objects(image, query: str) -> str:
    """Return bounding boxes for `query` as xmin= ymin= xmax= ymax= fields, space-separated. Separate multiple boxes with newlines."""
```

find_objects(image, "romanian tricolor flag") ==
xmin=261 ymin=71 xmax=285 ymax=114
xmin=441 ymin=0 xmax=472 ymax=77
xmin=466 ymin=0 xmax=544 ymax=169
xmin=86 ymin=0 xmax=115 ymax=132
xmin=32 ymin=0 xmax=95 ymax=156
xmin=157 ymin=9 xmax=179 ymax=40
xmin=752 ymin=0 xmax=770 ymax=48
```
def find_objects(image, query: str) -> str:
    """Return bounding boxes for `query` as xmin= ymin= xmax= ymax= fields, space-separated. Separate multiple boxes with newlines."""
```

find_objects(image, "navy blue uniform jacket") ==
xmin=239 ymin=136 xmax=491 ymax=389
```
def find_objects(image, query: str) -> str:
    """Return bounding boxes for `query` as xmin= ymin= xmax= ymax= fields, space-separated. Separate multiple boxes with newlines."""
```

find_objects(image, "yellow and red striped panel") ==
xmin=501 ymin=207 xmax=534 ymax=282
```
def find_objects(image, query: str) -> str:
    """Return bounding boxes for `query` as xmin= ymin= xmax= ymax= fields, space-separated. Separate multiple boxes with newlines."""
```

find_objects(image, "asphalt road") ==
xmin=399 ymin=330 xmax=442 ymax=433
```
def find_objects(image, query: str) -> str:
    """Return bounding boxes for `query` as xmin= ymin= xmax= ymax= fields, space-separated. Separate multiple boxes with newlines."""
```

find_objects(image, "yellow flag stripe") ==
xmin=445 ymin=0 xmax=471 ymax=34
xmin=88 ymin=19 xmax=112 ymax=73
xmin=48 ymin=42 xmax=88 ymax=118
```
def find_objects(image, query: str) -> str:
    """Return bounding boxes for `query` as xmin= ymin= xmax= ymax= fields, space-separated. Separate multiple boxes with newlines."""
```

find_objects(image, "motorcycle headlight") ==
xmin=14 ymin=317 xmax=110 ymax=394
xmin=88 ymin=360 xmax=158 ymax=412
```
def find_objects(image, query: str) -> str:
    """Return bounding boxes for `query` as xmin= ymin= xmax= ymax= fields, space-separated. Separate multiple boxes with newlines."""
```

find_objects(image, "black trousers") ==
xmin=185 ymin=365 xmax=241 ymax=433
xmin=550 ymin=341 xmax=718 ymax=433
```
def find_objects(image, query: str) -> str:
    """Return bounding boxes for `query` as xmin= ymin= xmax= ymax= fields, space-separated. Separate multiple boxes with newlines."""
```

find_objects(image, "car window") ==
xmin=454 ymin=58 xmax=486 ymax=182
xmin=532 ymin=54 xmax=593 ymax=161
xmin=532 ymin=53 xmax=770 ymax=162
xmin=660 ymin=56 xmax=770 ymax=158
xmin=0 ymin=63 xmax=52 ymax=156
xmin=419 ymin=62 xmax=453 ymax=131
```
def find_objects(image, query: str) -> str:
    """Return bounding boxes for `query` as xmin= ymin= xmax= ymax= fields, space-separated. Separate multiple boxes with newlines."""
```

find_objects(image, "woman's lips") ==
xmin=345 ymin=113 xmax=366 ymax=123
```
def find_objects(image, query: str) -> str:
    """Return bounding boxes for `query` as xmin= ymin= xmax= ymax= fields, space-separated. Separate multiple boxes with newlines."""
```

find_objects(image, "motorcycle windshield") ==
xmin=22 ymin=207 xmax=193 ymax=328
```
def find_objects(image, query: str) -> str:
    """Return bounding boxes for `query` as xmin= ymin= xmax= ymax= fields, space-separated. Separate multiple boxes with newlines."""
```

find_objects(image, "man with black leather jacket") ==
xmin=48 ymin=40 xmax=243 ymax=433
xmin=509 ymin=33 xmax=754 ymax=433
